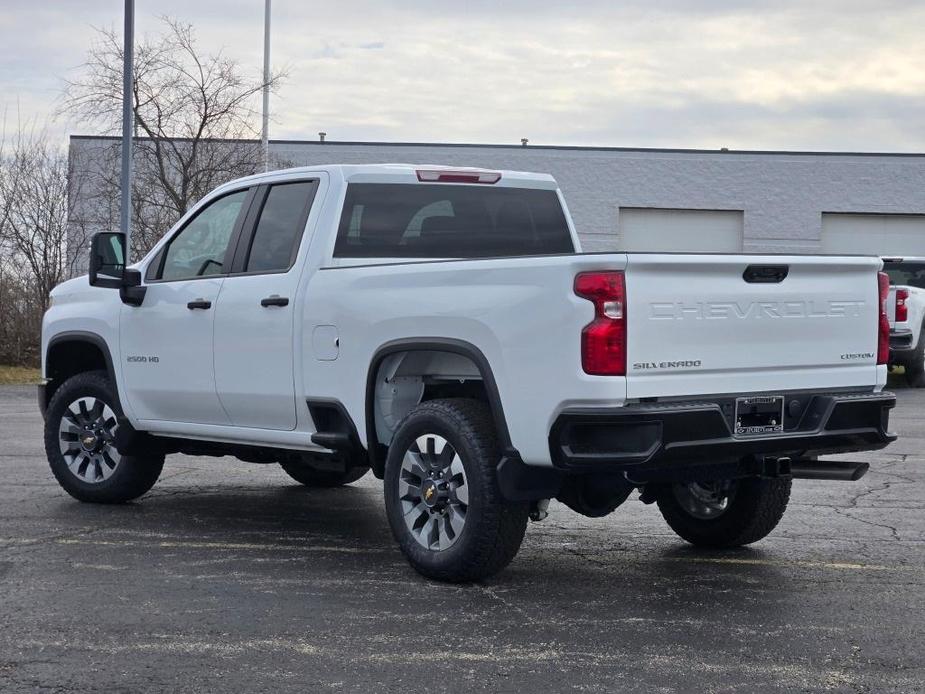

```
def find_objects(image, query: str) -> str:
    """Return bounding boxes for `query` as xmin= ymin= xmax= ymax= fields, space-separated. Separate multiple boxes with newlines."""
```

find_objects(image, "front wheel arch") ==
xmin=44 ymin=332 xmax=119 ymax=414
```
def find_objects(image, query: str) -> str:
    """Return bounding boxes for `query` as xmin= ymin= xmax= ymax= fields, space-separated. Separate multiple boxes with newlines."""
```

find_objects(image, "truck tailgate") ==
xmin=623 ymin=254 xmax=882 ymax=399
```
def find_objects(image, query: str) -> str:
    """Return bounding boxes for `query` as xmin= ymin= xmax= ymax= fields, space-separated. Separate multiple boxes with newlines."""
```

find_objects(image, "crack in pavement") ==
xmin=832 ymin=477 xmax=903 ymax=541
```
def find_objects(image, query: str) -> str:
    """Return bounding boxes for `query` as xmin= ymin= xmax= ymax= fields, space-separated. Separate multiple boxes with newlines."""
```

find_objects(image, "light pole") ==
xmin=262 ymin=0 xmax=271 ymax=171
xmin=121 ymin=0 xmax=135 ymax=258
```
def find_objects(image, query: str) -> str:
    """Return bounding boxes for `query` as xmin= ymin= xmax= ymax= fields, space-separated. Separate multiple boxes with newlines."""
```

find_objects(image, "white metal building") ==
xmin=69 ymin=136 xmax=925 ymax=256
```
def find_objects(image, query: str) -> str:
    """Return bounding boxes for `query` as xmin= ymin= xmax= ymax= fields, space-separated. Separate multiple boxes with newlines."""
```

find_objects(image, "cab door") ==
xmin=213 ymin=179 xmax=319 ymax=430
xmin=120 ymin=188 xmax=254 ymax=425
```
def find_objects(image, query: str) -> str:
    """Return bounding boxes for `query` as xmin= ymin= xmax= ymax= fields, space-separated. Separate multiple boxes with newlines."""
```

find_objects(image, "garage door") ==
xmin=617 ymin=208 xmax=743 ymax=252
xmin=821 ymin=214 xmax=925 ymax=255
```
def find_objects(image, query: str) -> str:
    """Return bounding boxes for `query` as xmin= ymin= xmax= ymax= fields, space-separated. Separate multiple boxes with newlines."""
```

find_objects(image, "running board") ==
xmin=789 ymin=460 xmax=870 ymax=481
xmin=310 ymin=432 xmax=353 ymax=451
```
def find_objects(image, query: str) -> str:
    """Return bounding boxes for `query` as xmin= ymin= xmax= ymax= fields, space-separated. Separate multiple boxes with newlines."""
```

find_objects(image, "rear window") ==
xmin=245 ymin=181 xmax=315 ymax=273
xmin=883 ymin=261 xmax=925 ymax=289
xmin=333 ymin=183 xmax=574 ymax=258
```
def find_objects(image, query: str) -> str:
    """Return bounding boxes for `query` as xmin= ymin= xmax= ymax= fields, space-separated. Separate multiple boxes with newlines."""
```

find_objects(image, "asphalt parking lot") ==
xmin=1 ymin=382 xmax=922 ymax=693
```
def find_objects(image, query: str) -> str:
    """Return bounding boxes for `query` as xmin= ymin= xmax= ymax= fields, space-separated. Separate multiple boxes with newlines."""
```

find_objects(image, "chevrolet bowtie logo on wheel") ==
xmin=424 ymin=486 xmax=435 ymax=501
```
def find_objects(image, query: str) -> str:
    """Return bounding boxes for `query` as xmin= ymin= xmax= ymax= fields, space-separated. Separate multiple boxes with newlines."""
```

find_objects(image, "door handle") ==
xmin=260 ymin=295 xmax=289 ymax=307
xmin=187 ymin=299 xmax=212 ymax=310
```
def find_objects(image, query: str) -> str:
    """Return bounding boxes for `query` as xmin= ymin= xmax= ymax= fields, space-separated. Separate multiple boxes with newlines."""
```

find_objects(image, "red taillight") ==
xmin=574 ymin=271 xmax=626 ymax=375
xmin=896 ymin=288 xmax=909 ymax=323
xmin=878 ymin=271 xmax=890 ymax=365
xmin=416 ymin=169 xmax=501 ymax=184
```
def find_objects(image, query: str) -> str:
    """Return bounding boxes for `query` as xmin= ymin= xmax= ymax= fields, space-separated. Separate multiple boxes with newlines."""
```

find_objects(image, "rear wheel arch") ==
xmin=364 ymin=338 xmax=513 ymax=477
xmin=45 ymin=332 xmax=119 ymax=409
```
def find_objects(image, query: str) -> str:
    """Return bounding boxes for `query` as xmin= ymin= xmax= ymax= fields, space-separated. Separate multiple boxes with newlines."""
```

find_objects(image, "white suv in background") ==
xmin=884 ymin=257 xmax=925 ymax=387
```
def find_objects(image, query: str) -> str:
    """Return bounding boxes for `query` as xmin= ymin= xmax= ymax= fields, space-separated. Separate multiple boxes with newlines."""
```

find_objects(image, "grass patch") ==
xmin=0 ymin=365 xmax=41 ymax=385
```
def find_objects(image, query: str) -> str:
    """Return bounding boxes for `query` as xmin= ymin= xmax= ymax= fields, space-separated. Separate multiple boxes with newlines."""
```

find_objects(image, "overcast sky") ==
xmin=2 ymin=0 xmax=924 ymax=151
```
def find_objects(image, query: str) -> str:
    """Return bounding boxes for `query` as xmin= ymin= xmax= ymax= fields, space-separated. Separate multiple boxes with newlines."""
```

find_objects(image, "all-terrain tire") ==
xmin=44 ymin=370 xmax=164 ymax=503
xmin=656 ymin=477 xmax=792 ymax=548
xmin=384 ymin=398 xmax=529 ymax=582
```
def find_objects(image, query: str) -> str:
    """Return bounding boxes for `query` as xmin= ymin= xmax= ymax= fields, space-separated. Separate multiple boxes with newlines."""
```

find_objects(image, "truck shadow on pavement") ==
xmin=55 ymin=481 xmax=395 ymax=546
xmin=44 ymin=475 xmax=813 ymax=592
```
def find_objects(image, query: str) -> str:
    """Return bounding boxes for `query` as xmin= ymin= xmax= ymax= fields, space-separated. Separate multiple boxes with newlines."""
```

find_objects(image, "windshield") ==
xmin=883 ymin=261 xmax=925 ymax=289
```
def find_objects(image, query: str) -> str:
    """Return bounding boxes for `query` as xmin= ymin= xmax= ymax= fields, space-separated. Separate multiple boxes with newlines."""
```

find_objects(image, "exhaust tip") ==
xmin=790 ymin=460 xmax=870 ymax=481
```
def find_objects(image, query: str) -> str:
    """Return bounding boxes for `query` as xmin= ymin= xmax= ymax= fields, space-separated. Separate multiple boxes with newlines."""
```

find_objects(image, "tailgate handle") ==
xmin=743 ymin=264 xmax=789 ymax=283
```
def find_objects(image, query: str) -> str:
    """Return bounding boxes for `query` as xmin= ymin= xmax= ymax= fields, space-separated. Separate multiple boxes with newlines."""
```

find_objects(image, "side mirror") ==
xmin=88 ymin=232 xmax=147 ymax=306
xmin=89 ymin=232 xmax=127 ymax=289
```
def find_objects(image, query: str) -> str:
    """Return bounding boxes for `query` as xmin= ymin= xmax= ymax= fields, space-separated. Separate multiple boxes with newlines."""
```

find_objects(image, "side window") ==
xmin=244 ymin=181 xmax=315 ymax=273
xmin=159 ymin=190 xmax=249 ymax=281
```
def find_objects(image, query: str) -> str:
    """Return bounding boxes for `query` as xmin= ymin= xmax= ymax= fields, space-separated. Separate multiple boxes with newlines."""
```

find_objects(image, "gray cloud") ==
xmin=1 ymin=0 xmax=923 ymax=152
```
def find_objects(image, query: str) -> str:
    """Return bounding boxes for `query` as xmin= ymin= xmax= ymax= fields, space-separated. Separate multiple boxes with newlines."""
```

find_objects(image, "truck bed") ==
xmin=305 ymin=252 xmax=887 ymax=465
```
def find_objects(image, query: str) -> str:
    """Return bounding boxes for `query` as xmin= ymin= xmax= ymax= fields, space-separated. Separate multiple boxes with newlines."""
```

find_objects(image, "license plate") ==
xmin=734 ymin=396 xmax=784 ymax=436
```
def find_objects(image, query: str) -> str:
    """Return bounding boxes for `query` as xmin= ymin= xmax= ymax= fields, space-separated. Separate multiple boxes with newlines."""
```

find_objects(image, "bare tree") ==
xmin=0 ymin=125 xmax=79 ymax=310
xmin=60 ymin=17 xmax=286 ymax=256
xmin=0 ymin=124 xmax=84 ymax=365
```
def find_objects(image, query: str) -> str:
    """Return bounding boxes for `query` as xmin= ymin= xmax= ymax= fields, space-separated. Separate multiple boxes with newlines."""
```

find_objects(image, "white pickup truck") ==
xmin=883 ymin=257 xmax=925 ymax=387
xmin=41 ymin=164 xmax=896 ymax=581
